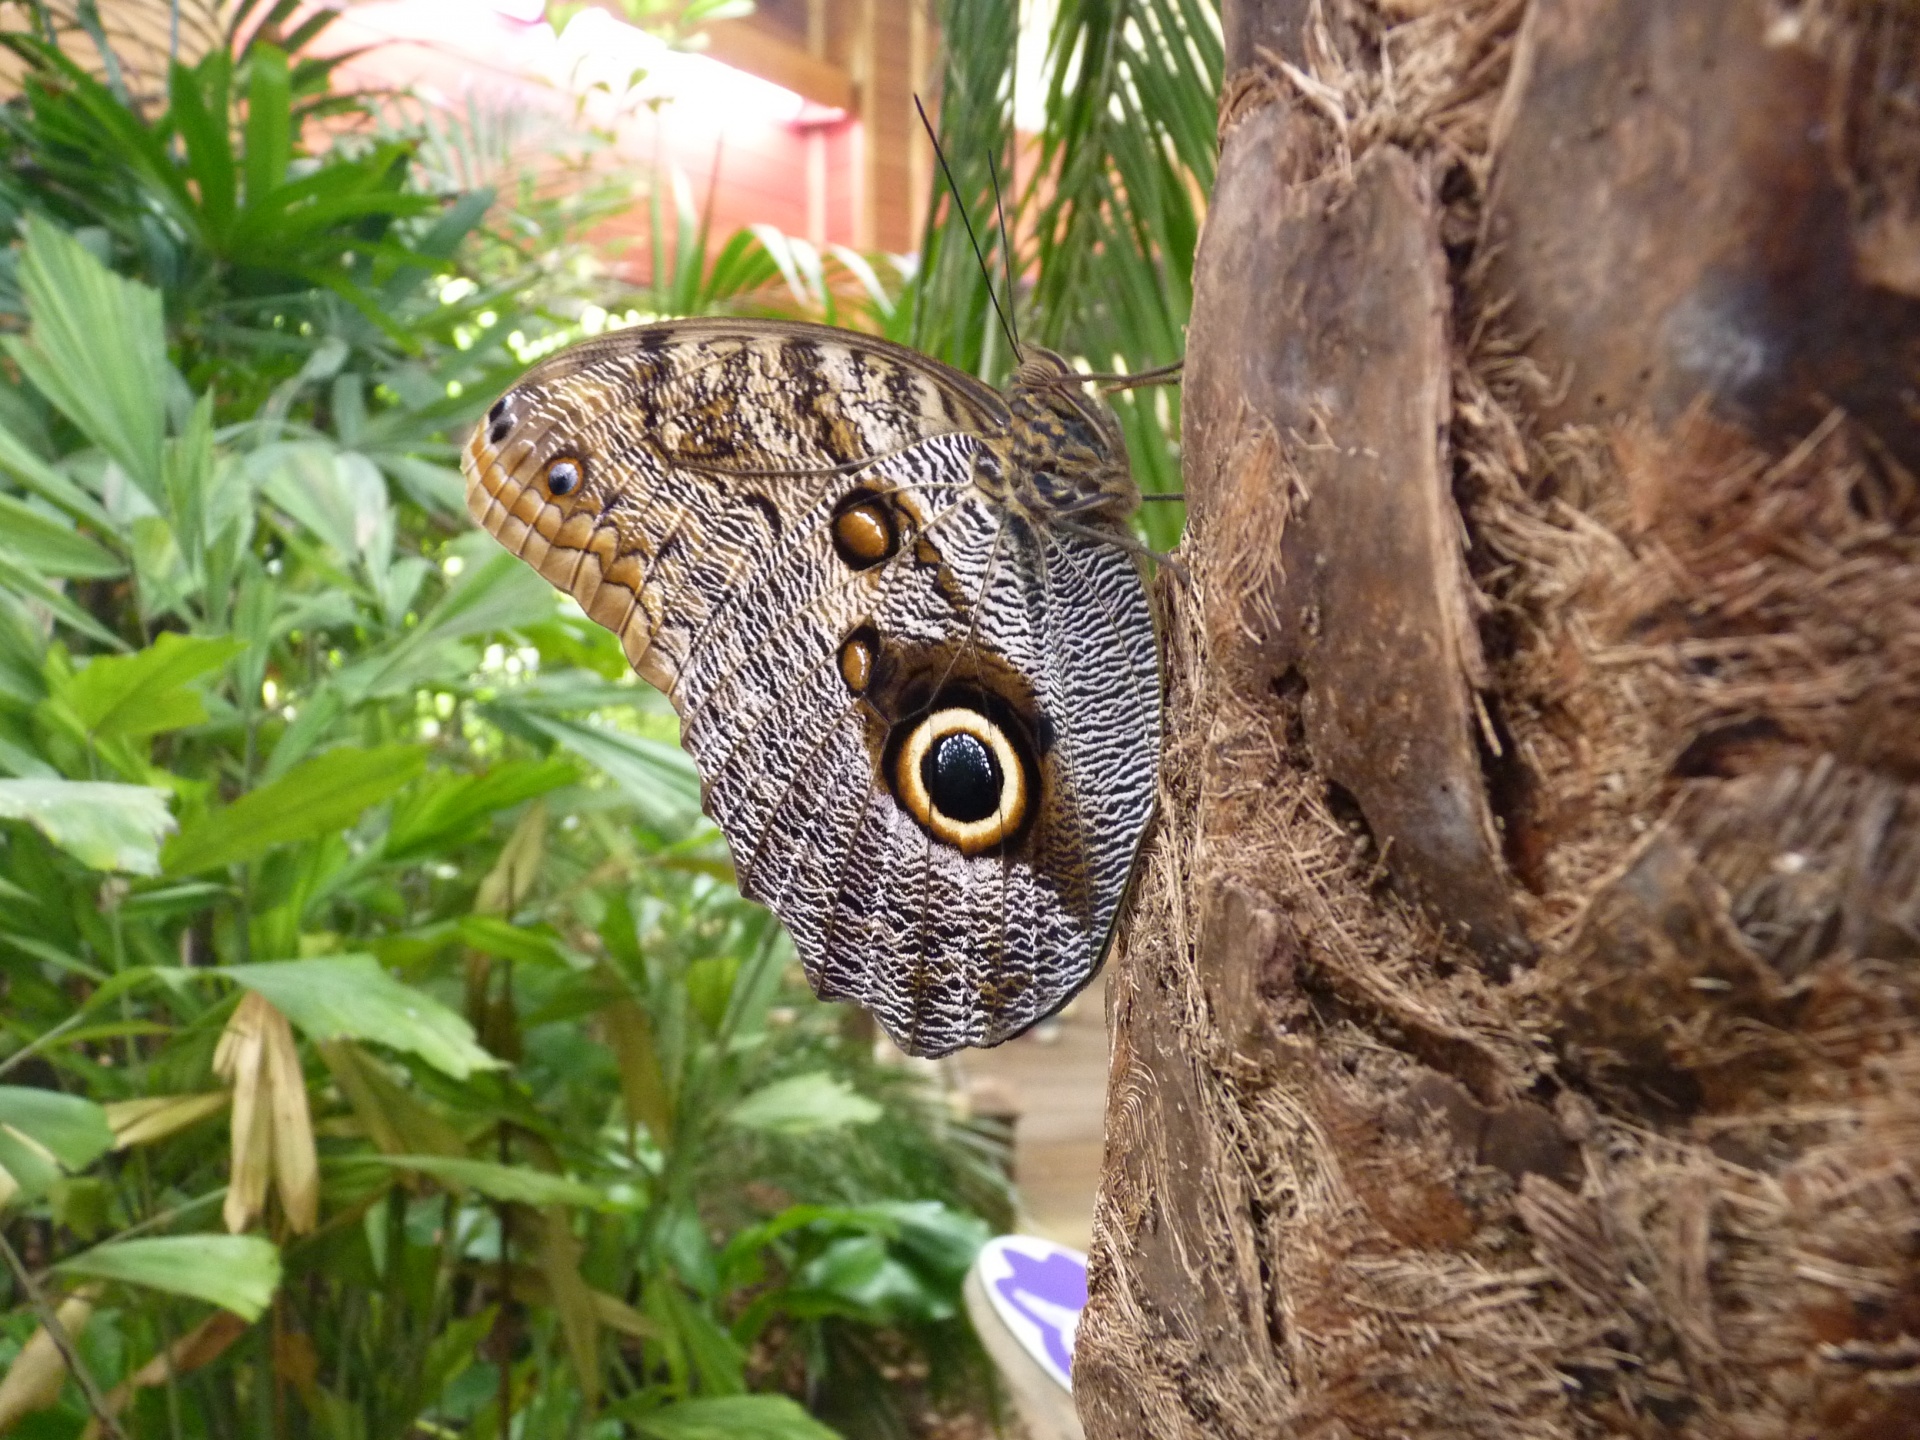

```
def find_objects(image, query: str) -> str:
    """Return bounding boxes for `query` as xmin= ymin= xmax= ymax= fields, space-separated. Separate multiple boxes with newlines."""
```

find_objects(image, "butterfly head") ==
xmin=1000 ymin=349 xmax=1140 ymax=527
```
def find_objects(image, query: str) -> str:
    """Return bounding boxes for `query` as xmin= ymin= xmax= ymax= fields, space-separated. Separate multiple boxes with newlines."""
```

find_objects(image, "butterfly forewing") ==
xmin=464 ymin=318 xmax=1159 ymax=1057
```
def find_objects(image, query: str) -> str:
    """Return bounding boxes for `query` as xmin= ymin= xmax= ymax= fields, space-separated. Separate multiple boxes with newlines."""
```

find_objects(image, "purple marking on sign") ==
xmin=992 ymin=1248 xmax=1088 ymax=1379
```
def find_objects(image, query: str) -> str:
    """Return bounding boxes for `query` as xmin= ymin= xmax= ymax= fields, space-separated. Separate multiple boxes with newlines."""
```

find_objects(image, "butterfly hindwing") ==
xmin=465 ymin=318 xmax=1159 ymax=1057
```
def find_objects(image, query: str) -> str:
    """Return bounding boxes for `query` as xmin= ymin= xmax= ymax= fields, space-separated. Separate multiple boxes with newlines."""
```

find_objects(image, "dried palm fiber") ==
xmin=1079 ymin=0 xmax=1920 ymax=1437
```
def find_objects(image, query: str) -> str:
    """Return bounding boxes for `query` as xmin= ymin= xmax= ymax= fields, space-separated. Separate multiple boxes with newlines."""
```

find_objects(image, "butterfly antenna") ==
xmin=986 ymin=147 xmax=1021 ymax=357
xmin=914 ymin=94 xmax=1022 ymax=366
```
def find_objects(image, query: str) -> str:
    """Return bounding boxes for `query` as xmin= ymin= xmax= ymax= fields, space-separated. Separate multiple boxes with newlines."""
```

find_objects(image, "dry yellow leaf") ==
xmin=214 ymin=991 xmax=317 ymax=1235
xmin=315 ymin=1039 xmax=466 ymax=1157
xmin=591 ymin=1289 xmax=665 ymax=1342
xmin=599 ymin=988 xmax=673 ymax=1144
xmin=264 ymin=1003 xmax=317 ymax=1234
xmin=215 ymin=991 xmax=272 ymax=1234
xmin=539 ymin=1206 xmax=601 ymax=1409
xmin=105 ymin=1092 xmax=229 ymax=1149
xmin=0 ymin=1287 xmax=98 ymax=1430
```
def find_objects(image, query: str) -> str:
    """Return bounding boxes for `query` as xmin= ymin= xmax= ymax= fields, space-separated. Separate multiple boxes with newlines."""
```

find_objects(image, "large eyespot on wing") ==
xmin=462 ymin=319 xmax=1161 ymax=1057
xmin=889 ymin=706 xmax=1031 ymax=855
xmin=757 ymin=505 xmax=1157 ymax=1058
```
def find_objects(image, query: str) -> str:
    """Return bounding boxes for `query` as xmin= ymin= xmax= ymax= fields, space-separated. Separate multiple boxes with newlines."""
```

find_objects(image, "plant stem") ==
xmin=0 ymin=1229 xmax=126 ymax=1440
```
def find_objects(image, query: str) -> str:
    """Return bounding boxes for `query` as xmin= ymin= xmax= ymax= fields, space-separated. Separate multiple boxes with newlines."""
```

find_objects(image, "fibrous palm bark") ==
xmin=1080 ymin=1 xmax=1920 ymax=1435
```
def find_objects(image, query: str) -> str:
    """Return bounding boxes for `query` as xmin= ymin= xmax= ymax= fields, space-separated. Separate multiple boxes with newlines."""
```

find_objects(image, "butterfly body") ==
xmin=465 ymin=320 xmax=1160 ymax=1057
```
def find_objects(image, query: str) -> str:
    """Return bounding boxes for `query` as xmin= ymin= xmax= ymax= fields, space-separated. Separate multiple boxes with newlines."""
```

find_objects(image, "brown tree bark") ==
xmin=1078 ymin=1 xmax=1920 ymax=1435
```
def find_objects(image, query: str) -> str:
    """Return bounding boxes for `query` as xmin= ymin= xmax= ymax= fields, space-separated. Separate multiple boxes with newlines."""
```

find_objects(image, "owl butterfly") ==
xmin=463 ymin=319 xmax=1164 ymax=1057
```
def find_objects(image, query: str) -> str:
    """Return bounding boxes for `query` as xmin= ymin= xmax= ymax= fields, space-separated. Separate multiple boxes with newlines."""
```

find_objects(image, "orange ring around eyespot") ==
xmin=893 ymin=708 xmax=1026 ymax=855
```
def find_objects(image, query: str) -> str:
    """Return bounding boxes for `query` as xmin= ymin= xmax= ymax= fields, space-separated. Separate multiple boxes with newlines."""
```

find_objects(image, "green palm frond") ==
xmin=916 ymin=0 xmax=1220 ymax=544
xmin=903 ymin=0 xmax=1022 ymax=377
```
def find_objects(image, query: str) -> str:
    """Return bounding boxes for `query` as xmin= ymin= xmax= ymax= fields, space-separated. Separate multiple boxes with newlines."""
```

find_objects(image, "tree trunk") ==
xmin=1078 ymin=1 xmax=1920 ymax=1436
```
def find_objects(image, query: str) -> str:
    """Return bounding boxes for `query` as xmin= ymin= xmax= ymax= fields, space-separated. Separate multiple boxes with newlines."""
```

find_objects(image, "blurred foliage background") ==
xmin=0 ymin=0 xmax=1216 ymax=1436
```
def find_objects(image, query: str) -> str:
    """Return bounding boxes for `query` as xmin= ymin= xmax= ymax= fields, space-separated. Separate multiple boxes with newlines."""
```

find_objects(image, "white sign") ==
xmin=973 ymin=1235 xmax=1089 ymax=1392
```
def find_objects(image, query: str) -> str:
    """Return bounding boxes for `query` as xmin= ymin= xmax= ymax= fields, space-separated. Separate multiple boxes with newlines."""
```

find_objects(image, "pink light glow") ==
xmin=321 ymin=1 xmax=860 ymax=261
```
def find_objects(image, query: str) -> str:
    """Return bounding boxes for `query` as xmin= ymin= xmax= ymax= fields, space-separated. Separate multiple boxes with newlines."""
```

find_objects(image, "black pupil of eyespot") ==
xmin=548 ymin=462 xmax=578 ymax=494
xmin=924 ymin=730 xmax=1001 ymax=824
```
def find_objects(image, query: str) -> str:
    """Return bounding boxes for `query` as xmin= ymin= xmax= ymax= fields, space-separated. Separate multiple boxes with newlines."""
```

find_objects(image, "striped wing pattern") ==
xmin=464 ymin=319 xmax=1159 ymax=1057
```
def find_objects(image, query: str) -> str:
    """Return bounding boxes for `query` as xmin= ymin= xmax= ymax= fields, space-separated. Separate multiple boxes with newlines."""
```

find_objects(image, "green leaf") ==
xmin=243 ymin=44 xmax=293 ymax=204
xmin=377 ymin=454 xmax=466 ymax=516
xmin=163 ymin=743 xmax=426 ymax=874
xmin=622 ymin=1395 xmax=842 ymax=1440
xmin=383 ymin=758 xmax=578 ymax=860
xmin=57 ymin=1234 xmax=281 ymax=1320
xmin=455 ymin=915 xmax=571 ymax=969
xmin=0 ymin=417 xmax=116 ymax=529
xmin=0 ymin=1127 xmax=61 ymax=1208
xmin=64 ymin=633 xmax=244 ymax=740
xmin=363 ymin=1155 xmax=611 ymax=1210
xmin=0 ymin=1087 xmax=112 ymax=1170
xmin=219 ymin=956 xmax=499 ymax=1078
xmin=794 ymin=1234 xmax=948 ymax=1321
xmin=170 ymin=51 xmax=237 ymax=243
xmin=863 ymin=1200 xmax=989 ymax=1282
xmin=0 ymin=493 xmax=124 ymax=579
xmin=728 ymin=1074 xmax=881 ymax=1135
xmin=0 ymin=551 xmax=128 ymax=650
xmin=0 ymin=778 xmax=175 ymax=874
xmin=338 ymin=550 xmax=553 ymax=701
xmin=252 ymin=441 xmax=389 ymax=566
xmin=513 ymin=712 xmax=701 ymax=833
xmin=6 ymin=214 xmax=169 ymax=500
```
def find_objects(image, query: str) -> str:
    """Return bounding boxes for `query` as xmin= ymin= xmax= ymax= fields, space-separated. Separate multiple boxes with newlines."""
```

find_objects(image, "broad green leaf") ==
xmin=718 ymin=1205 xmax=887 ymax=1283
xmin=862 ymin=1200 xmax=989 ymax=1281
xmin=64 ymin=632 xmax=244 ymax=740
xmin=163 ymin=743 xmax=426 ymax=874
xmin=366 ymin=1155 xmax=610 ymax=1210
xmin=513 ymin=711 xmax=701 ymax=832
xmin=0 ymin=493 xmax=124 ymax=579
xmin=0 ymin=1090 xmax=112 ymax=1205
xmin=57 ymin=1234 xmax=281 ymax=1320
xmin=0 ymin=1126 xmax=61 ymax=1207
xmin=378 ymin=454 xmax=466 ymax=515
xmin=622 ymin=1394 xmax=840 ymax=1440
xmin=0 ymin=551 xmax=127 ymax=650
xmin=0 ymin=1087 xmax=113 ymax=1170
xmin=383 ymin=757 xmax=577 ymax=860
xmin=794 ymin=1234 xmax=943 ymax=1321
xmin=128 ymin=514 xmax=193 ymax=618
xmin=729 ymin=1074 xmax=881 ymax=1135
xmin=0 ymin=422 xmax=115 ymax=529
xmin=254 ymin=442 xmax=390 ymax=569
xmin=647 ymin=1283 xmax=746 ymax=1395
xmin=419 ymin=1306 xmax=496 ymax=1409
xmin=6 ymin=215 xmax=168 ymax=500
xmin=162 ymin=391 xmax=217 ymax=571
xmin=219 ymin=956 xmax=499 ymax=1078
xmin=456 ymin=915 xmax=571 ymax=969
xmin=0 ymin=778 xmax=175 ymax=874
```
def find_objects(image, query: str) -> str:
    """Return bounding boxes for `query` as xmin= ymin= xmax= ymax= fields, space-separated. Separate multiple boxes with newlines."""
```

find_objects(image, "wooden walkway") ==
xmin=957 ymin=973 xmax=1111 ymax=1252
